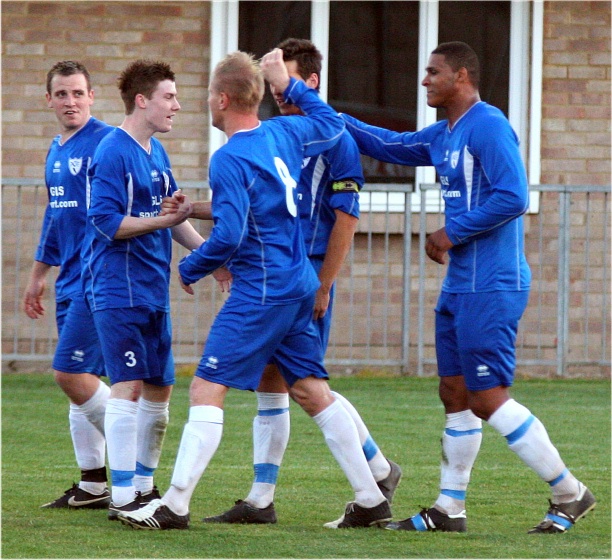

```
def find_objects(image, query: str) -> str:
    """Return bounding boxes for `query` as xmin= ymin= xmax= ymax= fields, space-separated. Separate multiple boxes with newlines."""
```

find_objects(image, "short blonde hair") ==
xmin=211 ymin=51 xmax=264 ymax=112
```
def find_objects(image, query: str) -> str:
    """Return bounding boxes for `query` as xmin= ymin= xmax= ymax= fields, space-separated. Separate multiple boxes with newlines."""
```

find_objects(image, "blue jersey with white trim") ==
xmin=178 ymin=78 xmax=345 ymax=305
xmin=298 ymin=128 xmax=362 ymax=257
xmin=342 ymin=102 xmax=531 ymax=293
xmin=35 ymin=117 xmax=113 ymax=302
xmin=83 ymin=128 xmax=178 ymax=311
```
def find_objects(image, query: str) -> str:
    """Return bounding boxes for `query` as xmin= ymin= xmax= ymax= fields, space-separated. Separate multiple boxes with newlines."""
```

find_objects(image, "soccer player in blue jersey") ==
xmin=341 ymin=41 xmax=595 ymax=534
xmin=24 ymin=61 xmax=113 ymax=509
xmin=199 ymin=38 xmax=401 ymax=527
xmin=119 ymin=49 xmax=392 ymax=530
xmin=82 ymin=59 xmax=207 ymax=521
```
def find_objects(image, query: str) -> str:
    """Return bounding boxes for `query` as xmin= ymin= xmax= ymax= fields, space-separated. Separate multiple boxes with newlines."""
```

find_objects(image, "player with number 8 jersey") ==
xmin=177 ymin=85 xmax=339 ymax=305
xmin=118 ymin=50 xmax=393 ymax=530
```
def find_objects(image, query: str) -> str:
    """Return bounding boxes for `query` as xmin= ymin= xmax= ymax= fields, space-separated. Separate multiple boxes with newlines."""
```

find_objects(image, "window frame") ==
xmin=211 ymin=0 xmax=542 ymax=212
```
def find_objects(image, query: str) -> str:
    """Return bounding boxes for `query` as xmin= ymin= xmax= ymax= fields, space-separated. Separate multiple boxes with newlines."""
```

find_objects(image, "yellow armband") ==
xmin=331 ymin=179 xmax=360 ymax=194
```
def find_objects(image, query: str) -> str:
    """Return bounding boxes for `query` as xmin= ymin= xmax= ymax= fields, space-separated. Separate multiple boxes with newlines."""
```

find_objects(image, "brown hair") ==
xmin=117 ymin=59 xmax=175 ymax=115
xmin=276 ymin=38 xmax=322 ymax=92
xmin=46 ymin=61 xmax=91 ymax=94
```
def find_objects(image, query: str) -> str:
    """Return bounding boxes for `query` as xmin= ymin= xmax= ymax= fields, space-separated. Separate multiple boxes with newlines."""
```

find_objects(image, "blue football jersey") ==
xmin=83 ymin=128 xmax=179 ymax=312
xmin=35 ymin=117 xmax=113 ymax=302
xmin=298 ymin=128 xmax=362 ymax=257
xmin=178 ymin=78 xmax=345 ymax=305
xmin=342 ymin=102 xmax=531 ymax=293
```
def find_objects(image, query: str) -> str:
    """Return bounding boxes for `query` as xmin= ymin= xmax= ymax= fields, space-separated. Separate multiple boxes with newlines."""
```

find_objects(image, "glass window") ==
xmin=238 ymin=1 xmax=311 ymax=120
xmin=329 ymin=1 xmax=420 ymax=184
xmin=439 ymin=1 xmax=511 ymax=117
xmin=237 ymin=1 xmax=512 ymax=186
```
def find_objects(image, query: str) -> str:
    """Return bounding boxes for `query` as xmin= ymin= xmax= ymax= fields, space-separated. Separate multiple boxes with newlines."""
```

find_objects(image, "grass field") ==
xmin=2 ymin=373 xmax=610 ymax=559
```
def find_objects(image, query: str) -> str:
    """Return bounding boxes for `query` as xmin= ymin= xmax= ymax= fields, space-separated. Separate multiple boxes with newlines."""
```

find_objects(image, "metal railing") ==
xmin=417 ymin=183 xmax=611 ymax=377
xmin=2 ymin=179 xmax=610 ymax=377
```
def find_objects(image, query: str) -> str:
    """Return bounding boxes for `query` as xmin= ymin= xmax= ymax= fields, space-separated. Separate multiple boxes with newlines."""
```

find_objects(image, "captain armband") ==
xmin=331 ymin=179 xmax=360 ymax=194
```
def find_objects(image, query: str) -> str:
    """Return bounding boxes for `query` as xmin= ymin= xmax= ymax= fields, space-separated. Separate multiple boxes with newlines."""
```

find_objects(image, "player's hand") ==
xmin=425 ymin=227 xmax=453 ymax=265
xmin=160 ymin=189 xmax=184 ymax=216
xmin=179 ymin=273 xmax=194 ymax=295
xmin=23 ymin=281 xmax=46 ymax=319
xmin=313 ymin=287 xmax=330 ymax=320
xmin=163 ymin=193 xmax=192 ymax=226
xmin=212 ymin=267 xmax=232 ymax=293
xmin=260 ymin=48 xmax=290 ymax=93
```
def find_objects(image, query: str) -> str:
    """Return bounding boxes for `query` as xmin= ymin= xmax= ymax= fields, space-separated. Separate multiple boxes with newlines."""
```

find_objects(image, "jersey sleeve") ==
xmin=86 ymin=146 xmax=128 ymax=245
xmin=341 ymin=113 xmax=434 ymax=166
xmin=327 ymin=131 xmax=363 ymax=218
xmin=283 ymin=78 xmax=345 ymax=157
xmin=445 ymin=116 xmax=529 ymax=245
xmin=34 ymin=205 xmax=60 ymax=266
xmin=178 ymin=151 xmax=249 ymax=285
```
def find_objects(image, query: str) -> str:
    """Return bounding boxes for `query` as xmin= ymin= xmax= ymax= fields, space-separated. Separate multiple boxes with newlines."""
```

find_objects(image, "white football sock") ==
xmin=105 ymin=398 xmax=139 ymax=506
xmin=488 ymin=399 xmax=579 ymax=502
xmin=434 ymin=409 xmax=482 ymax=515
xmin=69 ymin=381 xmax=109 ymax=472
xmin=331 ymin=390 xmax=390 ymax=481
xmin=313 ymin=399 xmax=385 ymax=508
xmin=134 ymin=398 xmax=169 ymax=495
xmin=246 ymin=392 xmax=290 ymax=508
xmin=163 ymin=405 xmax=223 ymax=516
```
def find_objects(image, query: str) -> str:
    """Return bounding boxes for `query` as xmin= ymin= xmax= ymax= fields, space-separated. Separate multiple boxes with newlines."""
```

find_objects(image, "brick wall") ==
xmin=541 ymin=1 xmax=611 ymax=185
xmin=2 ymin=2 xmax=610 ymax=377
xmin=3 ymin=2 xmax=609 ymax=183
xmin=2 ymin=1 xmax=211 ymax=181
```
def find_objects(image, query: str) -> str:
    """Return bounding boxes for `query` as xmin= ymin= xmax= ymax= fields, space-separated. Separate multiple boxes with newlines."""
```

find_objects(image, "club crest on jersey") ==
xmin=69 ymin=157 xmax=83 ymax=176
xmin=450 ymin=151 xmax=460 ymax=169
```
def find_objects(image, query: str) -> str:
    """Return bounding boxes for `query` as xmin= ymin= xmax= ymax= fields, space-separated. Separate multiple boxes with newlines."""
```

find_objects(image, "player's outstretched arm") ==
xmin=162 ymin=191 xmax=213 ymax=221
xmin=113 ymin=196 xmax=193 ymax=240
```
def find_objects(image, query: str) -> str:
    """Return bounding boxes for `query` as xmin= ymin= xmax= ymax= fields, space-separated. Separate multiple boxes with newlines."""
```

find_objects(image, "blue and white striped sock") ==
xmin=246 ymin=392 xmax=290 ymax=508
xmin=435 ymin=409 xmax=482 ymax=515
xmin=488 ymin=399 xmax=579 ymax=501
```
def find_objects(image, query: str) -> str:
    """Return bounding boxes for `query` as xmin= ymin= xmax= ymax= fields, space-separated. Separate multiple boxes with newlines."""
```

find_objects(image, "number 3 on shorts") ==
xmin=274 ymin=157 xmax=297 ymax=217
xmin=124 ymin=351 xmax=137 ymax=368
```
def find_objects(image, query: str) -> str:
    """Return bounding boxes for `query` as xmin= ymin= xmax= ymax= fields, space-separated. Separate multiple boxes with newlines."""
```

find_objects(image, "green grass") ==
xmin=2 ymin=374 xmax=610 ymax=559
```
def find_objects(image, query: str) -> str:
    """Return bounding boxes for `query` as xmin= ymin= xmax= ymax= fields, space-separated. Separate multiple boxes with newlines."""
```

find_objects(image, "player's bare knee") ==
xmin=290 ymin=377 xmax=334 ymax=417
xmin=468 ymin=386 xmax=510 ymax=420
xmin=54 ymin=370 xmax=100 ymax=404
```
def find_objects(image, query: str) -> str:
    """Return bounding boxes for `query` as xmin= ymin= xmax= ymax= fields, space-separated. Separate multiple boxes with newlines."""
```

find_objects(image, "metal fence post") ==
xmin=417 ymin=185 xmax=429 ymax=377
xmin=401 ymin=188 xmax=412 ymax=374
xmin=556 ymin=188 xmax=571 ymax=377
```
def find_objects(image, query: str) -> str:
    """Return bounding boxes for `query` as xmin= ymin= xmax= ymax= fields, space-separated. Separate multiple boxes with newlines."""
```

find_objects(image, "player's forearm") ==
xmin=318 ymin=212 xmax=358 ymax=292
xmin=341 ymin=113 xmax=431 ymax=166
xmin=114 ymin=214 xmax=177 ymax=239
xmin=190 ymin=201 xmax=213 ymax=220
xmin=445 ymin=187 xmax=528 ymax=245
xmin=171 ymin=220 xmax=205 ymax=251
xmin=27 ymin=260 xmax=53 ymax=283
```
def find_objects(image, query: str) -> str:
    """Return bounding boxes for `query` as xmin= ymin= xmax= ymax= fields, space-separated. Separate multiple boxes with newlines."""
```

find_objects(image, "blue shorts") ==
xmin=53 ymin=297 xmax=105 ymax=376
xmin=92 ymin=306 xmax=175 ymax=387
xmin=310 ymin=257 xmax=335 ymax=352
xmin=435 ymin=291 xmax=529 ymax=391
xmin=196 ymin=294 xmax=328 ymax=391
